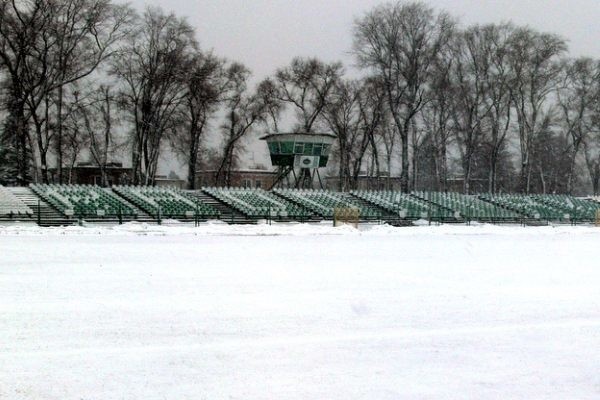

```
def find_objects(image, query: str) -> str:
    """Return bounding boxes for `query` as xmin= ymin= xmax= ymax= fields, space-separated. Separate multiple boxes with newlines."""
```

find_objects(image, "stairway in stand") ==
xmin=187 ymin=190 xmax=257 ymax=225
xmin=9 ymin=187 xmax=75 ymax=227
xmin=347 ymin=193 xmax=411 ymax=226
xmin=84 ymin=187 xmax=156 ymax=224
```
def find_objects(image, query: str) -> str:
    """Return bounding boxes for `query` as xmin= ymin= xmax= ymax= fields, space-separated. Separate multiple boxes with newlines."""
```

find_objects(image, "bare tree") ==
xmin=450 ymin=26 xmax=501 ymax=194
xmin=421 ymin=48 xmax=454 ymax=191
xmin=583 ymin=136 xmax=600 ymax=196
xmin=556 ymin=58 xmax=598 ymax=194
xmin=68 ymin=85 xmax=122 ymax=186
xmin=62 ymin=113 xmax=88 ymax=184
xmin=0 ymin=0 xmax=133 ymax=185
xmin=170 ymin=51 xmax=228 ymax=189
xmin=480 ymin=24 xmax=514 ymax=193
xmin=322 ymin=76 xmax=387 ymax=191
xmin=324 ymin=79 xmax=361 ymax=191
xmin=270 ymin=57 xmax=342 ymax=133
xmin=0 ymin=0 xmax=54 ymax=184
xmin=379 ymin=120 xmax=398 ymax=190
xmin=48 ymin=0 xmax=134 ymax=183
xmin=530 ymin=115 xmax=565 ymax=194
xmin=28 ymin=91 xmax=56 ymax=183
xmin=357 ymin=77 xmax=387 ymax=188
xmin=353 ymin=1 xmax=455 ymax=192
xmin=507 ymin=27 xmax=566 ymax=193
xmin=214 ymin=63 xmax=266 ymax=187
xmin=583 ymin=60 xmax=600 ymax=195
xmin=255 ymin=77 xmax=284 ymax=134
xmin=113 ymin=6 xmax=196 ymax=185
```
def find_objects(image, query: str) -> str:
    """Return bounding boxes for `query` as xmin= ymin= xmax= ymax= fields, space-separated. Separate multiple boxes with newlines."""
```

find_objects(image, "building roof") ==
xmin=196 ymin=169 xmax=278 ymax=175
xmin=260 ymin=132 xmax=337 ymax=141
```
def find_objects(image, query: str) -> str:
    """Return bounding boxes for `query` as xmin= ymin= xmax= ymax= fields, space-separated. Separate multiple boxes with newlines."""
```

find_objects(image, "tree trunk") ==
xmin=215 ymin=140 xmax=235 ymax=187
xmin=593 ymin=163 xmax=600 ymax=196
xmin=132 ymin=131 xmax=142 ymax=185
xmin=519 ymin=159 xmax=529 ymax=194
xmin=30 ymin=109 xmax=48 ymax=185
xmin=538 ymin=164 xmax=546 ymax=194
xmin=187 ymin=150 xmax=198 ymax=190
xmin=488 ymin=152 xmax=497 ymax=194
xmin=566 ymin=141 xmax=581 ymax=195
xmin=400 ymin=122 xmax=410 ymax=193
xmin=4 ymin=86 xmax=30 ymax=185
xmin=56 ymin=85 xmax=64 ymax=184
xmin=411 ymin=149 xmax=418 ymax=192
xmin=187 ymin=129 xmax=199 ymax=190
xmin=436 ymin=144 xmax=447 ymax=192
xmin=337 ymin=141 xmax=346 ymax=191
xmin=186 ymin=116 xmax=205 ymax=190
xmin=463 ymin=157 xmax=472 ymax=195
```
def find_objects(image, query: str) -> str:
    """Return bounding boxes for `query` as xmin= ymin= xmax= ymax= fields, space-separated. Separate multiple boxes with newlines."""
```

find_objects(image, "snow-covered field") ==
xmin=1 ymin=222 xmax=600 ymax=399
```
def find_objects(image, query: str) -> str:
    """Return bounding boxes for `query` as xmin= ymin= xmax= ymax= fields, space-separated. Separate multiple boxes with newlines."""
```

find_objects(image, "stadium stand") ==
xmin=31 ymin=184 xmax=138 ymax=218
xmin=478 ymin=193 xmax=567 ymax=221
xmin=187 ymin=190 xmax=256 ymax=224
xmin=0 ymin=185 xmax=33 ymax=218
xmin=530 ymin=194 xmax=600 ymax=221
xmin=350 ymin=190 xmax=452 ymax=220
xmin=204 ymin=187 xmax=310 ymax=219
xmin=9 ymin=186 xmax=74 ymax=226
xmin=274 ymin=188 xmax=383 ymax=219
xmin=588 ymin=196 xmax=600 ymax=208
xmin=113 ymin=186 xmax=219 ymax=219
xmin=3 ymin=183 xmax=600 ymax=226
xmin=414 ymin=191 xmax=521 ymax=221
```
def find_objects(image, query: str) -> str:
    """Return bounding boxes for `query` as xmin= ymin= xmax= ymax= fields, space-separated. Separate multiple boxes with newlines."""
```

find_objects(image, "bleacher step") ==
xmin=9 ymin=187 xmax=76 ymax=227
xmin=190 ymin=190 xmax=257 ymax=224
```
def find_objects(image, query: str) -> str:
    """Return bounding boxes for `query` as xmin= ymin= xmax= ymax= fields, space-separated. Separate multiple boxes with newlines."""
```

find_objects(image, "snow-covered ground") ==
xmin=1 ymin=222 xmax=600 ymax=399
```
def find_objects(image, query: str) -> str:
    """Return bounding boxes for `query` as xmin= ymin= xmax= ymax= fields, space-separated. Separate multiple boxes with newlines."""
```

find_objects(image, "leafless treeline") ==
xmin=0 ymin=0 xmax=599 ymax=194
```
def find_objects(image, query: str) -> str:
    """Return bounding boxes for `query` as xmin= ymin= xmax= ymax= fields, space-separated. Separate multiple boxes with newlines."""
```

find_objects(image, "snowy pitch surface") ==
xmin=1 ymin=223 xmax=600 ymax=399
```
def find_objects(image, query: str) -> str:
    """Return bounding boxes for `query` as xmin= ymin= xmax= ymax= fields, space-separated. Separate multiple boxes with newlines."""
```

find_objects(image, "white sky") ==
xmin=128 ymin=0 xmax=600 ymax=81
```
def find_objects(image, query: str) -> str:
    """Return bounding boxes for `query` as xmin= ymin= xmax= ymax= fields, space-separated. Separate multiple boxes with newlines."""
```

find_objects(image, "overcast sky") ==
xmin=128 ymin=0 xmax=600 ymax=81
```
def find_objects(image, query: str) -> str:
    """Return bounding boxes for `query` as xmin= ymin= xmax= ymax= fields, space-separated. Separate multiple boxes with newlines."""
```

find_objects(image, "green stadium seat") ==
xmin=113 ymin=185 xmax=220 ymax=219
xmin=30 ymin=184 xmax=137 ymax=218
xmin=204 ymin=187 xmax=308 ymax=218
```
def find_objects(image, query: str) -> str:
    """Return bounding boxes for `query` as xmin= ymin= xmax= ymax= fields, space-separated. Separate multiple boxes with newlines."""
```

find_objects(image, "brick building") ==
xmin=195 ymin=169 xmax=278 ymax=189
xmin=48 ymin=162 xmax=132 ymax=186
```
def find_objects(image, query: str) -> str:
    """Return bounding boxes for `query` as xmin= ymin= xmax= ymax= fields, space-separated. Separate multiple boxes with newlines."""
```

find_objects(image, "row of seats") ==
xmin=351 ymin=190 xmax=452 ymax=219
xmin=113 ymin=186 xmax=219 ymax=218
xmin=479 ymin=194 xmax=568 ymax=220
xmin=0 ymin=185 xmax=33 ymax=216
xmin=204 ymin=187 xmax=309 ymax=218
xmin=7 ymin=184 xmax=600 ymax=223
xmin=530 ymin=194 xmax=599 ymax=221
xmin=274 ymin=189 xmax=382 ymax=219
xmin=413 ymin=191 xmax=521 ymax=221
xmin=31 ymin=184 xmax=137 ymax=217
